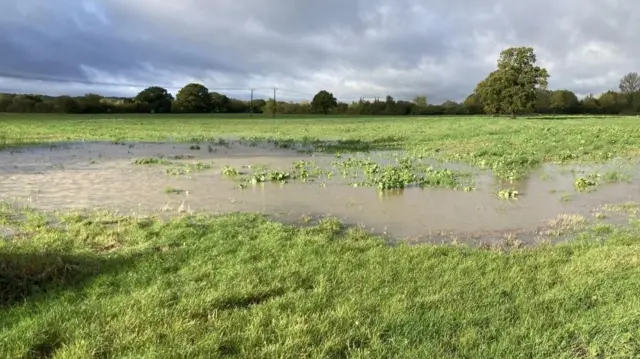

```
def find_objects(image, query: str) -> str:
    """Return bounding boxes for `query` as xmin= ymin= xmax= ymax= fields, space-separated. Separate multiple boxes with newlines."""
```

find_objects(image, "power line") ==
xmin=0 ymin=71 xmax=382 ymax=103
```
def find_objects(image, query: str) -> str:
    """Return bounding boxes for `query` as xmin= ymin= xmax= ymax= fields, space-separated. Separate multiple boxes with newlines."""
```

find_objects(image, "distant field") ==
xmin=2 ymin=113 xmax=640 ymax=179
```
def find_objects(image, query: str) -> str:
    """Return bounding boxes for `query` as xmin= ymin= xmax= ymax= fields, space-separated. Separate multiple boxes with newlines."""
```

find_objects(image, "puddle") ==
xmin=1 ymin=140 xmax=639 ymax=243
xmin=0 ymin=226 xmax=14 ymax=240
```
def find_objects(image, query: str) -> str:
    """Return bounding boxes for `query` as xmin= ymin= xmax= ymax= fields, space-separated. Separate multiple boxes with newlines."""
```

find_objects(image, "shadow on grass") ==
xmin=0 ymin=251 xmax=133 ymax=308
xmin=525 ymin=115 xmax=608 ymax=120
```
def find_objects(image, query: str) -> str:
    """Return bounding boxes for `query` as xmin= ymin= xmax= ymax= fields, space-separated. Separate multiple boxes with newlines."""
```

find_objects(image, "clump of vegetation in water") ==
xmin=573 ymin=170 xmax=631 ymax=192
xmin=367 ymin=164 xmax=418 ymax=190
xmin=574 ymin=176 xmax=598 ymax=192
xmin=132 ymin=157 xmax=172 ymax=165
xmin=498 ymin=188 xmax=519 ymax=199
xmin=222 ymin=155 xmax=472 ymax=191
xmin=247 ymin=170 xmax=292 ymax=185
xmin=423 ymin=167 xmax=463 ymax=188
xmin=165 ymin=162 xmax=213 ymax=176
xmin=164 ymin=186 xmax=185 ymax=194
xmin=221 ymin=166 xmax=241 ymax=176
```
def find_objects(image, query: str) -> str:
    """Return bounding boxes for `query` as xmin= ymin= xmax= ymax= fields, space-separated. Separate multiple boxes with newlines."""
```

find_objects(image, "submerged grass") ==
xmin=218 ymin=156 xmax=472 ymax=191
xmin=1 ymin=203 xmax=640 ymax=358
xmin=4 ymin=114 xmax=640 ymax=179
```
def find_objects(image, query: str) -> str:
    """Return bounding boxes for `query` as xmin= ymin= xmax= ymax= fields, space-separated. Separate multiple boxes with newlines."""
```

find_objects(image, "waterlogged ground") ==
xmin=1 ymin=139 xmax=639 ymax=244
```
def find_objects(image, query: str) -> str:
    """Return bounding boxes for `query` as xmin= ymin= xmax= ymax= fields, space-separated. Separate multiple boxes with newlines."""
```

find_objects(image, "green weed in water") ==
xmin=574 ymin=175 xmax=599 ymax=192
xmin=164 ymin=186 xmax=184 ymax=194
xmin=221 ymin=166 xmax=241 ymax=176
xmin=165 ymin=167 xmax=190 ymax=176
xmin=498 ymin=188 xmax=519 ymax=199
xmin=132 ymin=157 xmax=172 ymax=165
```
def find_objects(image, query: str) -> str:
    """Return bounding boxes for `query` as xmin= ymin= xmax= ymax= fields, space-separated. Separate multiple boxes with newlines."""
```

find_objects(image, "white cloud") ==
xmin=0 ymin=0 xmax=639 ymax=102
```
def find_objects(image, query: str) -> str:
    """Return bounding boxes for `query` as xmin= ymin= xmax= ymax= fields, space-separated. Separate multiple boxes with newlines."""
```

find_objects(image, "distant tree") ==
xmin=534 ymin=89 xmax=551 ymax=113
xmin=336 ymin=102 xmax=349 ymax=114
xmin=76 ymin=93 xmax=107 ymax=113
xmin=598 ymin=91 xmax=627 ymax=114
xmin=311 ymin=90 xmax=338 ymax=114
xmin=0 ymin=94 xmax=13 ymax=112
xmin=394 ymin=100 xmax=416 ymax=115
xmin=210 ymin=92 xmax=230 ymax=113
xmin=6 ymin=95 xmax=37 ymax=112
xmin=474 ymin=47 xmax=549 ymax=118
xmin=383 ymin=95 xmax=396 ymax=114
xmin=441 ymin=100 xmax=461 ymax=115
xmin=412 ymin=95 xmax=428 ymax=107
xmin=51 ymin=96 xmax=80 ymax=113
xmin=626 ymin=92 xmax=640 ymax=113
xmin=250 ymin=99 xmax=266 ymax=113
xmin=580 ymin=94 xmax=600 ymax=114
xmin=619 ymin=72 xmax=640 ymax=93
xmin=463 ymin=94 xmax=483 ymax=114
xmin=262 ymin=98 xmax=276 ymax=115
xmin=34 ymin=102 xmax=54 ymax=113
xmin=174 ymin=83 xmax=211 ymax=113
xmin=549 ymin=90 xmax=579 ymax=114
xmin=134 ymin=86 xmax=173 ymax=113
xmin=226 ymin=99 xmax=249 ymax=113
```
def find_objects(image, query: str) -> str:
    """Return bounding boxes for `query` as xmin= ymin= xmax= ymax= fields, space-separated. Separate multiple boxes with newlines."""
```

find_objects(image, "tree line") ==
xmin=1 ymin=49 xmax=640 ymax=116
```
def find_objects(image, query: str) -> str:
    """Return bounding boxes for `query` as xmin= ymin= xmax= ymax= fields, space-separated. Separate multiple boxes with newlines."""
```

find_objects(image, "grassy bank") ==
xmin=1 ymin=203 xmax=640 ymax=358
xmin=2 ymin=114 xmax=640 ymax=179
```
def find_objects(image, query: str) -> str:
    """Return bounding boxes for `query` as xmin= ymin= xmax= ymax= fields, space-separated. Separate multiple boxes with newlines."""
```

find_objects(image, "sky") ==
xmin=0 ymin=0 xmax=637 ymax=103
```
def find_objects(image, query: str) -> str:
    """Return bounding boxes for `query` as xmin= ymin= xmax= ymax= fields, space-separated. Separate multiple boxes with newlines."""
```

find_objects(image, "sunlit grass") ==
xmin=3 ymin=114 xmax=640 ymax=179
xmin=1 ymin=204 xmax=640 ymax=358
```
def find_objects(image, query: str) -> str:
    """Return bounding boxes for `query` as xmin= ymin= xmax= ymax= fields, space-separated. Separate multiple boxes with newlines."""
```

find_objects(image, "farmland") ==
xmin=2 ymin=114 xmax=640 ymax=358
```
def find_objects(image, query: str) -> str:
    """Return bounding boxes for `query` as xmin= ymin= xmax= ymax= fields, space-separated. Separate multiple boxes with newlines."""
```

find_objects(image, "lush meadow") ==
xmin=3 ymin=113 xmax=640 ymax=179
xmin=2 ymin=114 xmax=640 ymax=358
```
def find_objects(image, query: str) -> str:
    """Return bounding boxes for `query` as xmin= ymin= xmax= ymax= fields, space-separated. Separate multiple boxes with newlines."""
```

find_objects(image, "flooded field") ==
xmin=1 ymin=139 xmax=639 ymax=244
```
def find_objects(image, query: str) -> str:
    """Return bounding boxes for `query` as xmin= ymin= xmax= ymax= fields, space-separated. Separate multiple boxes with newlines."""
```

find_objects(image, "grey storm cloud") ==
xmin=0 ymin=0 xmax=638 ymax=102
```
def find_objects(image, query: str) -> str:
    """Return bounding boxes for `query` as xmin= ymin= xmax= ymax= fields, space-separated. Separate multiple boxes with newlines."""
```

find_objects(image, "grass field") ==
xmin=2 ymin=114 xmax=640 ymax=358
xmin=2 ymin=113 xmax=640 ymax=179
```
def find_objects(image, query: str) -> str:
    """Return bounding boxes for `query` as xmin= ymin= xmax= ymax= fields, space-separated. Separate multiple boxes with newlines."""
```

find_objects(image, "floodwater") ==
xmin=1 ymin=140 xmax=639 ymax=243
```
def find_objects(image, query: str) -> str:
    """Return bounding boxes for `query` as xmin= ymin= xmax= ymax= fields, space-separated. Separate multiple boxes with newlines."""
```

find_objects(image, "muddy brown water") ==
xmin=1 ymin=141 xmax=639 ymax=243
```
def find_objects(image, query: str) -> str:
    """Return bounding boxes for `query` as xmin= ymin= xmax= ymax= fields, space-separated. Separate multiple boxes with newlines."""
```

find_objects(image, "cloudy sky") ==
xmin=0 ymin=0 xmax=637 ymax=103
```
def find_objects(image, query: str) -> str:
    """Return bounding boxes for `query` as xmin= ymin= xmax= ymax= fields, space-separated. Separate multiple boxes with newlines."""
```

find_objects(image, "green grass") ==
xmin=2 ymin=114 xmax=640 ymax=179
xmin=1 ymin=203 xmax=640 ymax=358
xmin=3 ymin=114 xmax=640 ymax=357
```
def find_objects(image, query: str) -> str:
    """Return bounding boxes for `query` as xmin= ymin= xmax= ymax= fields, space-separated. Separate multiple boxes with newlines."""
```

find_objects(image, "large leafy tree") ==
xmin=474 ymin=47 xmax=549 ymax=118
xmin=311 ymin=90 xmax=338 ymax=114
xmin=462 ymin=94 xmax=483 ymax=114
xmin=135 ymin=86 xmax=173 ymax=113
xmin=174 ymin=83 xmax=211 ymax=113
xmin=619 ymin=72 xmax=640 ymax=93
xmin=474 ymin=71 xmax=503 ymax=116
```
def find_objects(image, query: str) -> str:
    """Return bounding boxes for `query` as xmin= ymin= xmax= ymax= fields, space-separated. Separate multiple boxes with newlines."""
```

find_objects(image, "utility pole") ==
xmin=249 ymin=88 xmax=254 ymax=118
xmin=272 ymin=87 xmax=277 ymax=118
